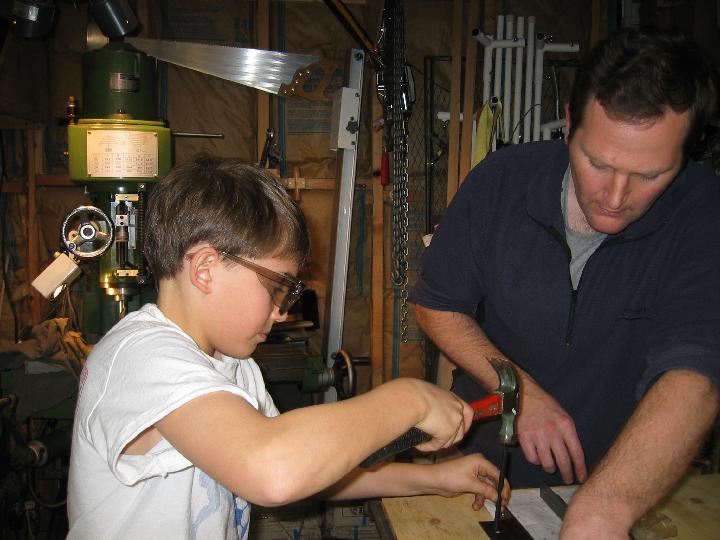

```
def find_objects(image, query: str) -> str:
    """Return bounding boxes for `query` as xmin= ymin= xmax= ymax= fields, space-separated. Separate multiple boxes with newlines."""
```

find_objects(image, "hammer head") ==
xmin=489 ymin=358 xmax=519 ymax=445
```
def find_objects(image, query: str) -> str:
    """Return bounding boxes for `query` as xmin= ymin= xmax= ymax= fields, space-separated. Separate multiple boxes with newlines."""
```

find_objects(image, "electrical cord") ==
xmin=27 ymin=468 xmax=67 ymax=510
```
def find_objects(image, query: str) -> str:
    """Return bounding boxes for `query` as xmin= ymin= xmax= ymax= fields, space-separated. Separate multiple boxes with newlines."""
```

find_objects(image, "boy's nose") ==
xmin=272 ymin=307 xmax=289 ymax=323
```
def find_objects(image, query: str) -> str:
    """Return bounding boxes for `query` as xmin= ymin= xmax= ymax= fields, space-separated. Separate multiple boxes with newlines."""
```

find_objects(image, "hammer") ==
xmin=359 ymin=358 xmax=519 ymax=467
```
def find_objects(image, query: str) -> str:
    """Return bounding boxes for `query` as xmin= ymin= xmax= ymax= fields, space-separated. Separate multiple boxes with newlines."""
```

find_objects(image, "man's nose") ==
xmin=606 ymin=174 xmax=629 ymax=210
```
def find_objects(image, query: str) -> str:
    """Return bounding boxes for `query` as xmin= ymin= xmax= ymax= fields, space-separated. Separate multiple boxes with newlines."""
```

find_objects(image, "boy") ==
xmin=67 ymin=155 xmax=508 ymax=539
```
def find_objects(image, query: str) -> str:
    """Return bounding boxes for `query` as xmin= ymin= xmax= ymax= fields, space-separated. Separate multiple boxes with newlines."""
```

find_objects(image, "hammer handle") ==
xmin=359 ymin=427 xmax=431 ymax=468
xmin=359 ymin=395 xmax=504 ymax=468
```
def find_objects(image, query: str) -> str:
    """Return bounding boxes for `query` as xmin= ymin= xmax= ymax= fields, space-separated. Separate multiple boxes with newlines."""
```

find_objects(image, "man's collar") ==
xmin=525 ymin=140 xmax=569 ymax=233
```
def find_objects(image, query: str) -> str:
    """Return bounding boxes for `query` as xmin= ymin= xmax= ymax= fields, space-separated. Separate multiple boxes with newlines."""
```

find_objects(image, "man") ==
xmin=412 ymin=28 xmax=719 ymax=537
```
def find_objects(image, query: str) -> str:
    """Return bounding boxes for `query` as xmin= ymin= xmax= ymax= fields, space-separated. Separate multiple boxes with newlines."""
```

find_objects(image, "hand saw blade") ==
xmin=125 ymin=38 xmax=319 ymax=94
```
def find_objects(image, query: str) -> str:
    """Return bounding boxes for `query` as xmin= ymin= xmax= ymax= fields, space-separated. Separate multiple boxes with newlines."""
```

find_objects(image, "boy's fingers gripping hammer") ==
xmin=359 ymin=359 xmax=518 ymax=467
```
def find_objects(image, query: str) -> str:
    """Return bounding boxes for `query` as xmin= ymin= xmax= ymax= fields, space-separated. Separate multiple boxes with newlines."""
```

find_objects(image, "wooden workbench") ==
xmin=371 ymin=474 xmax=720 ymax=539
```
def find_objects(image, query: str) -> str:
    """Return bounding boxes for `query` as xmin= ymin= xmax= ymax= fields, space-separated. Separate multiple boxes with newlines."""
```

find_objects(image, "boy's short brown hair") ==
xmin=144 ymin=155 xmax=309 ymax=281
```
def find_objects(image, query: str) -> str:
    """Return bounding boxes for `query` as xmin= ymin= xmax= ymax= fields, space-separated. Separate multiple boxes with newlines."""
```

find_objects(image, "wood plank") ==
xmin=26 ymin=128 xmax=40 ymax=324
xmin=35 ymin=174 xmax=74 ymax=186
xmin=381 ymin=474 xmax=720 ymax=540
xmin=445 ymin=0 xmax=463 ymax=206
xmin=1 ymin=182 xmax=23 ymax=194
xmin=371 ymin=88 xmax=384 ymax=388
xmin=651 ymin=474 xmax=720 ymax=539
xmin=382 ymin=493 xmax=492 ymax=540
xmin=458 ymin=0 xmax=480 ymax=182
xmin=279 ymin=177 xmax=368 ymax=191
xmin=590 ymin=0 xmax=607 ymax=48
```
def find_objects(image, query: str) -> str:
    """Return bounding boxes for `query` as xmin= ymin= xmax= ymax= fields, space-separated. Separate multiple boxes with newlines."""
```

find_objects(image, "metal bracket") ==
xmin=330 ymin=87 xmax=361 ymax=150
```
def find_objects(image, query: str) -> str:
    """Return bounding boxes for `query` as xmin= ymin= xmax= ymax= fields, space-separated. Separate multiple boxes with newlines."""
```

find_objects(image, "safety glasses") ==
xmin=220 ymin=252 xmax=305 ymax=314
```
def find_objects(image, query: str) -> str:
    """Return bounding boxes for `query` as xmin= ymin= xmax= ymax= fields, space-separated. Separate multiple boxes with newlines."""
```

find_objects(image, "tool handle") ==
xmin=470 ymin=393 xmax=503 ymax=421
xmin=359 ymin=427 xmax=432 ymax=468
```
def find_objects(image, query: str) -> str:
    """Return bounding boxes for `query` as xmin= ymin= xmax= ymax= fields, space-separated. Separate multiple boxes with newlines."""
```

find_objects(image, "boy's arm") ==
xmin=317 ymin=453 xmax=509 ymax=509
xmin=155 ymin=377 xmax=473 ymax=507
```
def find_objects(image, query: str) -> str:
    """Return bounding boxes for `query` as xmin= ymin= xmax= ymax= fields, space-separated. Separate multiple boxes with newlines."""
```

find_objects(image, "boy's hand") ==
xmin=430 ymin=453 xmax=511 ymax=510
xmin=410 ymin=380 xmax=474 ymax=451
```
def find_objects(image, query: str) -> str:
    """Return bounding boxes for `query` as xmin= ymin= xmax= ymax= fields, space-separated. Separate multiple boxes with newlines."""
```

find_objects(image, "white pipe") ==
xmin=512 ymin=17 xmax=525 ymax=144
xmin=471 ymin=116 xmax=477 ymax=160
xmin=502 ymin=15 xmax=514 ymax=141
xmin=481 ymin=37 xmax=493 ymax=104
xmin=493 ymin=14 xmax=504 ymax=100
xmin=533 ymin=35 xmax=580 ymax=141
xmin=437 ymin=111 xmax=465 ymax=122
xmin=541 ymin=118 xmax=566 ymax=140
xmin=477 ymin=34 xmax=525 ymax=105
xmin=523 ymin=16 xmax=536 ymax=143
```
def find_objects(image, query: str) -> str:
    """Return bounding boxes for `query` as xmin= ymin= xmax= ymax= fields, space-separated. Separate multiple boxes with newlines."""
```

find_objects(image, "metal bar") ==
xmin=323 ymin=49 xmax=365 ymax=403
xmin=540 ymin=484 xmax=568 ymax=520
xmin=494 ymin=446 xmax=510 ymax=534
xmin=171 ymin=132 xmax=224 ymax=138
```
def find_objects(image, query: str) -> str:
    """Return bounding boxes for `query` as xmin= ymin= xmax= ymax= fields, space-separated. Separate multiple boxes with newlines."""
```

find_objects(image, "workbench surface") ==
xmin=373 ymin=473 xmax=720 ymax=539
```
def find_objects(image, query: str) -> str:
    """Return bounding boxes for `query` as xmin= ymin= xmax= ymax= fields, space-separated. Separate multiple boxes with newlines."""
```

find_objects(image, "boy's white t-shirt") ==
xmin=67 ymin=303 xmax=279 ymax=539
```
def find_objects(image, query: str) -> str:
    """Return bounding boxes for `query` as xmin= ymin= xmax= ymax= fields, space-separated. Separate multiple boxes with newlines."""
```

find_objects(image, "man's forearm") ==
xmin=415 ymin=304 xmax=542 ymax=398
xmin=414 ymin=304 xmax=506 ymax=389
xmin=562 ymin=369 xmax=720 ymax=536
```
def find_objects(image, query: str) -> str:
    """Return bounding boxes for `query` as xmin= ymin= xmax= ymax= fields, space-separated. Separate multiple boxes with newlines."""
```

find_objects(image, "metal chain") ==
xmin=389 ymin=0 xmax=410 ymax=342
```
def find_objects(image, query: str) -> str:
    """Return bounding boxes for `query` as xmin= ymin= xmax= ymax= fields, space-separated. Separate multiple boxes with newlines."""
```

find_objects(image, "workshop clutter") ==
xmin=248 ymin=501 xmax=379 ymax=540
xmin=326 ymin=503 xmax=380 ymax=539
xmin=249 ymin=501 xmax=323 ymax=540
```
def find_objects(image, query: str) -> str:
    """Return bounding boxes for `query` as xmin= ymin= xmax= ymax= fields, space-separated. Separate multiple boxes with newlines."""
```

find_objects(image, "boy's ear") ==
xmin=187 ymin=246 xmax=220 ymax=294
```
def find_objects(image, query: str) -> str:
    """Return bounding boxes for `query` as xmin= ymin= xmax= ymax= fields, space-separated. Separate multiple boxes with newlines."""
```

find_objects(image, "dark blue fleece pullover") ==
xmin=412 ymin=140 xmax=720 ymax=487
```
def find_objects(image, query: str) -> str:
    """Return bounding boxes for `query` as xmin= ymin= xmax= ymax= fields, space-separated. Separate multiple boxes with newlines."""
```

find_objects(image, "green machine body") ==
xmin=65 ymin=42 xmax=172 ymax=337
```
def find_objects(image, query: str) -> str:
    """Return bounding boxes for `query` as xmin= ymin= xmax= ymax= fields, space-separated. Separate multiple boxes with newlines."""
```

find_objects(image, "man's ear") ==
xmin=564 ymin=102 xmax=572 ymax=143
xmin=187 ymin=246 xmax=220 ymax=294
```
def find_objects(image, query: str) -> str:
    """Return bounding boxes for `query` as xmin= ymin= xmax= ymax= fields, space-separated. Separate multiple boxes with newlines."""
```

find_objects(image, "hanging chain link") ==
xmin=389 ymin=0 xmax=410 ymax=342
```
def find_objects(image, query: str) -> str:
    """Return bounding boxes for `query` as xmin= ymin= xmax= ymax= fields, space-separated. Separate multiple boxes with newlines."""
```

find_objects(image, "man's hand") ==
xmin=516 ymin=380 xmax=587 ymax=484
xmin=429 ymin=453 xmax=511 ymax=511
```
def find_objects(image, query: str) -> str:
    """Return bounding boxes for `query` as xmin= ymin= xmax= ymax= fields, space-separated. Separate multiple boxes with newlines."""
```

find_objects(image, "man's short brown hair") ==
xmin=144 ymin=155 xmax=309 ymax=281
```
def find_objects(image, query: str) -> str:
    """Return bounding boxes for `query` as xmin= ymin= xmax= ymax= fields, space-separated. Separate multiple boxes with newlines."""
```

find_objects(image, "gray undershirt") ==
xmin=561 ymin=167 xmax=606 ymax=290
